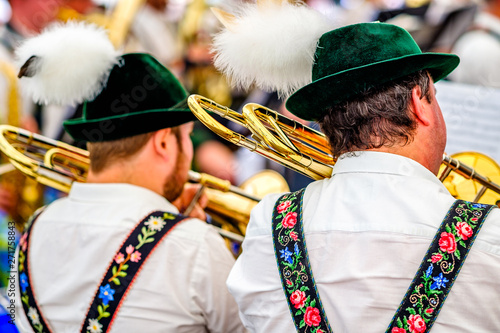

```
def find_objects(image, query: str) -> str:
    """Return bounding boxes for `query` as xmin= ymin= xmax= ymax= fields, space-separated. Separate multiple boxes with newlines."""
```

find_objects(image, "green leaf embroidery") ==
xmin=112 ymin=277 xmax=121 ymax=285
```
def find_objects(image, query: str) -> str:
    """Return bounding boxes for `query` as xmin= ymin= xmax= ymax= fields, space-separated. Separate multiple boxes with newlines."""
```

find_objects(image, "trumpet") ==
xmin=0 ymin=124 xmax=289 ymax=244
xmin=187 ymin=94 xmax=500 ymax=205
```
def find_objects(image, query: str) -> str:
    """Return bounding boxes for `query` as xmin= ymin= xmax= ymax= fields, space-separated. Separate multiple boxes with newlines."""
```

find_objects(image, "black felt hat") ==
xmin=63 ymin=53 xmax=195 ymax=142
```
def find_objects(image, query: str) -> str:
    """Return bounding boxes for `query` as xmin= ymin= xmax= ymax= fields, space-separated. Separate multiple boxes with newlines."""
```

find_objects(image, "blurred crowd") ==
xmin=0 ymin=0 xmax=499 ymax=289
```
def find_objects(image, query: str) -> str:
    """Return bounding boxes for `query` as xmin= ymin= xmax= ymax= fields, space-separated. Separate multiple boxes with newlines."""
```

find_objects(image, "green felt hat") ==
xmin=63 ymin=53 xmax=196 ymax=142
xmin=285 ymin=22 xmax=460 ymax=121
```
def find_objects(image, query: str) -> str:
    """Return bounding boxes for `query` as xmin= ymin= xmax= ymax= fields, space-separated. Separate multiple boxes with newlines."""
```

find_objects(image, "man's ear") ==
xmin=411 ymin=85 xmax=431 ymax=126
xmin=152 ymin=128 xmax=172 ymax=159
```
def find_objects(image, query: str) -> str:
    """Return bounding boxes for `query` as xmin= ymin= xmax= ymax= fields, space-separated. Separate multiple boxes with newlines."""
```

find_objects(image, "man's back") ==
xmin=15 ymin=182 xmax=243 ymax=333
xmin=228 ymin=152 xmax=500 ymax=332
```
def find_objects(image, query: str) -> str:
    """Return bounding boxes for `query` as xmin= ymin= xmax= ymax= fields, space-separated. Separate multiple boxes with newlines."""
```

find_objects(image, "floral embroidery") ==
xmin=407 ymin=314 xmax=426 ymax=333
xmin=277 ymin=200 xmax=292 ymax=214
xmin=20 ymin=272 xmax=28 ymax=293
xmin=19 ymin=232 xmax=28 ymax=252
xmin=273 ymin=190 xmax=331 ymax=333
xmin=144 ymin=216 xmax=166 ymax=231
xmin=455 ymin=222 xmax=473 ymax=240
xmin=19 ymin=210 xmax=185 ymax=333
xmin=98 ymin=284 xmax=115 ymax=306
xmin=85 ymin=211 xmax=184 ymax=333
xmin=392 ymin=328 xmax=406 ymax=333
xmin=17 ymin=211 xmax=52 ymax=333
xmin=290 ymin=290 xmax=307 ymax=309
xmin=28 ymin=307 xmax=41 ymax=325
xmin=388 ymin=201 xmax=495 ymax=333
xmin=87 ymin=318 xmax=103 ymax=333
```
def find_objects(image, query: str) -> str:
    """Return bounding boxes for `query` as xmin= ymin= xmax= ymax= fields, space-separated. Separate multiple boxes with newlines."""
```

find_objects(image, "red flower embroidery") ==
xmin=290 ymin=231 xmax=298 ymax=241
xmin=286 ymin=280 xmax=293 ymax=286
xmin=471 ymin=217 xmax=478 ymax=222
xmin=407 ymin=314 xmax=426 ymax=333
xmin=282 ymin=212 xmax=298 ymax=228
xmin=114 ymin=252 xmax=124 ymax=264
xmin=431 ymin=254 xmax=442 ymax=263
xmin=317 ymin=330 xmax=324 ymax=333
xmin=392 ymin=328 xmax=406 ymax=333
xmin=455 ymin=222 xmax=473 ymax=240
xmin=290 ymin=290 xmax=306 ymax=309
xmin=425 ymin=308 xmax=434 ymax=314
xmin=277 ymin=200 xmax=292 ymax=214
xmin=20 ymin=233 xmax=28 ymax=252
xmin=304 ymin=307 xmax=321 ymax=327
xmin=438 ymin=232 xmax=456 ymax=253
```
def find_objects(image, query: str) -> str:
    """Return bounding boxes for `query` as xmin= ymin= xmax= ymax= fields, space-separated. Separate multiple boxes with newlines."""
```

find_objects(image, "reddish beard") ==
xmin=163 ymin=150 xmax=189 ymax=202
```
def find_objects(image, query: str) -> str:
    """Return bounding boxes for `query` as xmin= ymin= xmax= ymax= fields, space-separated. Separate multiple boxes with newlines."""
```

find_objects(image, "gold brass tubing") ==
xmin=187 ymin=95 xmax=333 ymax=180
xmin=442 ymin=153 xmax=500 ymax=199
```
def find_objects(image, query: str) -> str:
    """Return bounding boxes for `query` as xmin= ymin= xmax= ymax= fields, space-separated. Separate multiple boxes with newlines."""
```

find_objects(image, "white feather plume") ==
xmin=212 ymin=2 xmax=334 ymax=98
xmin=15 ymin=21 xmax=119 ymax=106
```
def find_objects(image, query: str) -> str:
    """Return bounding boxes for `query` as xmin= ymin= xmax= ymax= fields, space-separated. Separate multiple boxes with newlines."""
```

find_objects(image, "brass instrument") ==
xmin=0 ymin=124 xmax=289 ymax=243
xmin=0 ymin=61 xmax=44 ymax=227
xmin=440 ymin=152 xmax=500 ymax=205
xmin=187 ymin=94 xmax=500 ymax=205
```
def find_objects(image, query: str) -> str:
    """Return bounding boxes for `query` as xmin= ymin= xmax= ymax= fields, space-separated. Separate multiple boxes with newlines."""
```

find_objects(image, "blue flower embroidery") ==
xmin=431 ymin=273 xmax=449 ymax=290
xmin=98 ymin=284 xmax=115 ymax=306
xmin=280 ymin=247 xmax=293 ymax=264
xmin=294 ymin=243 xmax=300 ymax=256
xmin=472 ymin=203 xmax=487 ymax=209
xmin=425 ymin=264 xmax=433 ymax=278
xmin=20 ymin=272 xmax=29 ymax=293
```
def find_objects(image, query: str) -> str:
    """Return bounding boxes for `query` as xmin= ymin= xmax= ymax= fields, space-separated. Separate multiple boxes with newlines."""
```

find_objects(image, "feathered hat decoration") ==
xmin=211 ymin=0 xmax=335 ymax=98
xmin=16 ymin=20 xmax=120 ymax=106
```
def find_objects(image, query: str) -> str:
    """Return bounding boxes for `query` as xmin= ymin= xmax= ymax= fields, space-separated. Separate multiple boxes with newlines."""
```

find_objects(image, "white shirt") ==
xmin=14 ymin=182 xmax=246 ymax=333
xmin=227 ymin=151 xmax=500 ymax=332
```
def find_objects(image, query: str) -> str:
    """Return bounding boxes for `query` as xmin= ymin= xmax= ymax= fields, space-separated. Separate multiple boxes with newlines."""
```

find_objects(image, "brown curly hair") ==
xmin=319 ymin=70 xmax=431 ymax=158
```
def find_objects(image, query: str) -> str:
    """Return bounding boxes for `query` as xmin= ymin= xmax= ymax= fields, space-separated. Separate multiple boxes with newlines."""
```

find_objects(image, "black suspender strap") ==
xmin=272 ymin=189 xmax=332 ymax=333
xmin=81 ymin=211 xmax=186 ymax=333
xmin=18 ymin=210 xmax=186 ymax=333
xmin=18 ymin=208 xmax=50 ymax=333
xmin=272 ymin=193 xmax=495 ymax=333
xmin=387 ymin=200 xmax=495 ymax=333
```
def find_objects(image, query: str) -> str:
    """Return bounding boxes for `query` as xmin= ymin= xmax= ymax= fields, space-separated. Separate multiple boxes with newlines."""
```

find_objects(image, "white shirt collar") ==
xmin=332 ymin=151 xmax=444 ymax=186
xmin=68 ymin=182 xmax=179 ymax=213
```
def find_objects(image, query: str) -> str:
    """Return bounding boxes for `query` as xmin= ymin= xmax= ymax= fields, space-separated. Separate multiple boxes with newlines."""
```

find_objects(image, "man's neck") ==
xmin=367 ymin=143 xmax=442 ymax=176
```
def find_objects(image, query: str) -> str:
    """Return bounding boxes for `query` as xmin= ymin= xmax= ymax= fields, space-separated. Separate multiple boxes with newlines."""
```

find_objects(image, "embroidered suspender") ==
xmin=18 ymin=208 xmax=51 ymax=332
xmin=18 ymin=210 xmax=186 ymax=333
xmin=387 ymin=200 xmax=495 ymax=333
xmin=272 ymin=189 xmax=333 ymax=333
xmin=272 ymin=192 xmax=495 ymax=333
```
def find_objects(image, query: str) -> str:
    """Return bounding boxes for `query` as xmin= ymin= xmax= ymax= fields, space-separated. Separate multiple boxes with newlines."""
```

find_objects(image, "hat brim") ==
xmin=64 ymin=103 xmax=196 ymax=142
xmin=286 ymin=52 xmax=460 ymax=121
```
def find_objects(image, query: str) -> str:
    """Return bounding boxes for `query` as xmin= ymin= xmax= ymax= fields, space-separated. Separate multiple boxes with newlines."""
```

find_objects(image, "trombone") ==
xmin=0 ymin=124 xmax=290 ymax=244
xmin=187 ymin=94 xmax=500 ymax=205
